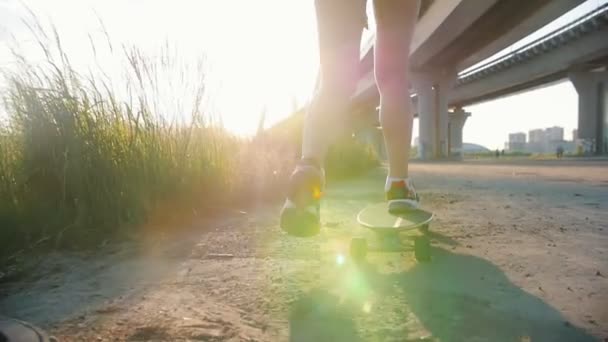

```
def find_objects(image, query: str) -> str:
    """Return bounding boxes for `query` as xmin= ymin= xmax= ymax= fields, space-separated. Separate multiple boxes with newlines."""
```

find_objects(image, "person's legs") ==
xmin=373 ymin=0 xmax=420 ymax=212
xmin=302 ymin=0 xmax=366 ymax=162
xmin=280 ymin=0 xmax=366 ymax=237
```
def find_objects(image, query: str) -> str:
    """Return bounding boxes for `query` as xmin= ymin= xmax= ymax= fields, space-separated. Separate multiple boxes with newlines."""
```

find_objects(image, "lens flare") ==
xmin=313 ymin=187 xmax=323 ymax=199
xmin=363 ymin=301 xmax=372 ymax=313
xmin=336 ymin=253 xmax=345 ymax=265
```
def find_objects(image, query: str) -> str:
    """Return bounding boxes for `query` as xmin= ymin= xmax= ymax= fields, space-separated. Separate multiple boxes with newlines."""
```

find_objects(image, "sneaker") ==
xmin=280 ymin=158 xmax=325 ymax=237
xmin=386 ymin=178 xmax=420 ymax=214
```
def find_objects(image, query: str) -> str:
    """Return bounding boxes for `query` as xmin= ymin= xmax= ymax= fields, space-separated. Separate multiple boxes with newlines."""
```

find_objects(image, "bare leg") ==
xmin=373 ymin=0 xmax=420 ymax=178
xmin=280 ymin=0 xmax=366 ymax=237
xmin=301 ymin=0 xmax=366 ymax=163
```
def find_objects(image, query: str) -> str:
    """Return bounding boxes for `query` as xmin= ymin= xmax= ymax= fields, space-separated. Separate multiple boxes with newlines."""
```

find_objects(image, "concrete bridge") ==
xmin=352 ymin=0 xmax=608 ymax=159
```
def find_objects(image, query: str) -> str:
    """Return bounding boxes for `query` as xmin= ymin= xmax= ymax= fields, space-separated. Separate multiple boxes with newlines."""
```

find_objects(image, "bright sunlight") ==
xmin=1 ymin=0 xmax=320 ymax=135
xmin=1 ymin=1 xmax=607 ymax=341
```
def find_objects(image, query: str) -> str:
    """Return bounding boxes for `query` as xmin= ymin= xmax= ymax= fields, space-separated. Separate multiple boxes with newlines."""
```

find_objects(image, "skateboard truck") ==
xmin=354 ymin=202 xmax=434 ymax=262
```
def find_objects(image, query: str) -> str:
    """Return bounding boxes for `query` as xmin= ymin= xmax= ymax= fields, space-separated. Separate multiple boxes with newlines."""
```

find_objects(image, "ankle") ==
xmin=301 ymin=157 xmax=320 ymax=167
xmin=385 ymin=177 xmax=413 ymax=192
xmin=298 ymin=156 xmax=322 ymax=169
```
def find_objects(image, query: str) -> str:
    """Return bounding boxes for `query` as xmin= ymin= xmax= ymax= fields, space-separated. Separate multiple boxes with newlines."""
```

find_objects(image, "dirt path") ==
xmin=1 ymin=159 xmax=607 ymax=341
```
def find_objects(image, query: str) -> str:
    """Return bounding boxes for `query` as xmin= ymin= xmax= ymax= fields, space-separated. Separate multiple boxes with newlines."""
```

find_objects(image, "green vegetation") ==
xmin=462 ymin=151 xmax=588 ymax=160
xmin=0 ymin=23 xmax=377 ymax=261
xmin=325 ymin=136 xmax=380 ymax=180
xmin=0 ymin=39 xmax=242 ymax=258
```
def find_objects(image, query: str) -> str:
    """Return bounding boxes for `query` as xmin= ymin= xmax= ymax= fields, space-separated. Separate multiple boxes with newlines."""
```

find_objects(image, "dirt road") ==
xmin=1 ymin=159 xmax=607 ymax=341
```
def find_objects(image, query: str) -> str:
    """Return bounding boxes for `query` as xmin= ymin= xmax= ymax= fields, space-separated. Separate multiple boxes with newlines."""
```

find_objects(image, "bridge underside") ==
xmin=352 ymin=2 xmax=608 ymax=159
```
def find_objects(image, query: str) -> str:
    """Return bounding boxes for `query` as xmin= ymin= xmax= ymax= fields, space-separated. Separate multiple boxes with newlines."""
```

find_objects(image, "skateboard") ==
xmin=353 ymin=202 xmax=434 ymax=262
xmin=0 ymin=317 xmax=54 ymax=341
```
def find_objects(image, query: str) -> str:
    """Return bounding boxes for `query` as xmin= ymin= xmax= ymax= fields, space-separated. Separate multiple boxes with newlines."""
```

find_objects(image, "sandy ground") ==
xmin=1 ymin=158 xmax=607 ymax=341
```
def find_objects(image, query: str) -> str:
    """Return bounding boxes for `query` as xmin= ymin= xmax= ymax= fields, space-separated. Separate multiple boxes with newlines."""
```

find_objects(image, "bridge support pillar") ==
xmin=448 ymin=107 xmax=470 ymax=159
xmin=569 ymin=71 xmax=608 ymax=155
xmin=412 ymin=70 xmax=457 ymax=160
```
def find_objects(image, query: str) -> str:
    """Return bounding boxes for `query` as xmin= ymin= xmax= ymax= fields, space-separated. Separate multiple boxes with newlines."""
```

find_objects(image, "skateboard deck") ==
xmin=352 ymin=202 xmax=435 ymax=262
xmin=357 ymin=202 xmax=434 ymax=232
xmin=0 ymin=317 xmax=52 ymax=342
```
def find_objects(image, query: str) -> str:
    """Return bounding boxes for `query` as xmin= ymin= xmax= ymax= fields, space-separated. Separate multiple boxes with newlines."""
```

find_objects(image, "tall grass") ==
xmin=0 ymin=17 xmax=377 ymax=260
xmin=0 ymin=21 xmax=246 ymax=257
xmin=262 ymin=106 xmax=380 ymax=180
xmin=325 ymin=135 xmax=380 ymax=180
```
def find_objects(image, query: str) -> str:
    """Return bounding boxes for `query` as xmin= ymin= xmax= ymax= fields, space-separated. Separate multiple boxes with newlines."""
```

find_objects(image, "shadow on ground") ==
xmin=290 ymin=244 xmax=596 ymax=341
xmin=0 ymin=227 xmax=202 ymax=328
xmin=289 ymin=288 xmax=362 ymax=342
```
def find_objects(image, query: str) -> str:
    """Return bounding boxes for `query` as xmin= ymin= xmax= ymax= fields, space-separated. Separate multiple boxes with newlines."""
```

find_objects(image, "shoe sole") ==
xmin=280 ymin=206 xmax=320 ymax=237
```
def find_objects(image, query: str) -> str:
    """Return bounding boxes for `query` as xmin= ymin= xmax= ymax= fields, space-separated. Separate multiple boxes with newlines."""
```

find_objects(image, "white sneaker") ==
xmin=385 ymin=178 xmax=420 ymax=214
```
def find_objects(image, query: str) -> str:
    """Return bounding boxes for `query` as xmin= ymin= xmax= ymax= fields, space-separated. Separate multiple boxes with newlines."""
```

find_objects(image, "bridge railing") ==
xmin=457 ymin=2 xmax=608 ymax=81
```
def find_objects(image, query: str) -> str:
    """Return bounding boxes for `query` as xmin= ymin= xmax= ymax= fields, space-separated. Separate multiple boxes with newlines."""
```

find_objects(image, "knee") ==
xmin=319 ymin=66 xmax=359 ymax=99
xmin=375 ymin=64 xmax=409 ymax=97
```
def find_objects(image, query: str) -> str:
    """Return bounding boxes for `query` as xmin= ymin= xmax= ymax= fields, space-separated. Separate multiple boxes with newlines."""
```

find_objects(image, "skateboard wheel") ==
xmin=414 ymin=236 xmax=431 ymax=262
xmin=350 ymin=238 xmax=367 ymax=262
xmin=420 ymin=224 xmax=430 ymax=234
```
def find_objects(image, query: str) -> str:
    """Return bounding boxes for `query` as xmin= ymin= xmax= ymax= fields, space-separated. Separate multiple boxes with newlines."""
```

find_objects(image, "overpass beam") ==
xmin=412 ymin=70 xmax=457 ymax=160
xmin=448 ymin=107 xmax=471 ymax=159
xmin=569 ymin=71 xmax=608 ymax=155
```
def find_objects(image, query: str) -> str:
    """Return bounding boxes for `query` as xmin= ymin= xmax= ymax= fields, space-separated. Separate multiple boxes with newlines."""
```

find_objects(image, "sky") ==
xmin=0 ymin=0 xmax=320 ymax=135
xmin=0 ymin=0 xmax=605 ymax=148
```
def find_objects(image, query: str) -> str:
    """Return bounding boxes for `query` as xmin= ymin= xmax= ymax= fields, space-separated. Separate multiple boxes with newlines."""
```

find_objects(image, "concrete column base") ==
xmin=412 ymin=69 xmax=457 ymax=160
xmin=568 ymin=70 xmax=608 ymax=155
xmin=448 ymin=107 xmax=471 ymax=159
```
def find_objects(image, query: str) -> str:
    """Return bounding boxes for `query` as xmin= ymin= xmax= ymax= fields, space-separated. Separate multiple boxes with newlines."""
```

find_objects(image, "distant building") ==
xmin=509 ymin=132 xmax=526 ymax=143
xmin=545 ymin=126 xmax=564 ymax=142
xmin=507 ymin=126 xmax=575 ymax=154
xmin=508 ymin=132 xmax=526 ymax=151
xmin=528 ymin=129 xmax=545 ymax=143
xmin=571 ymin=129 xmax=586 ymax=154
